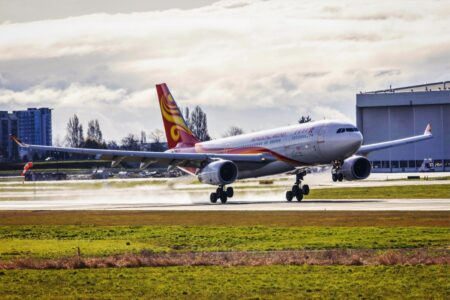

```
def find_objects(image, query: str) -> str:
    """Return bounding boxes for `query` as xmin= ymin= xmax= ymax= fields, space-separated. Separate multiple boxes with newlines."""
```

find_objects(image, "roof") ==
xmin=362 ymin=81 xmax=450 ymax=94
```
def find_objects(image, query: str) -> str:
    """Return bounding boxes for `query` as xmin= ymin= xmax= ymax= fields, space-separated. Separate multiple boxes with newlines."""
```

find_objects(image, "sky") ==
xmin=0 ymin=0 xmax=449 ymax=144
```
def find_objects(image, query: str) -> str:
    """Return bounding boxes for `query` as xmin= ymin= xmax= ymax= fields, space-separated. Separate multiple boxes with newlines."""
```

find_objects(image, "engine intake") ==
xmin=341 ymin=156 xmax=371 ymax=180
xmin=198 ymin=160 xmax=238 ymax=185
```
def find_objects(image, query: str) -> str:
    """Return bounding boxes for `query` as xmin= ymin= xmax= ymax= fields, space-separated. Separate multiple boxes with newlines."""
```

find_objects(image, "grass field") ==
xmin=0 ymin=225 xmax=448 ymax=259
xmin=0 ymin=209 xmax=448 ymax=298
xmin=1 ymin=265 xmax=448 ymax=299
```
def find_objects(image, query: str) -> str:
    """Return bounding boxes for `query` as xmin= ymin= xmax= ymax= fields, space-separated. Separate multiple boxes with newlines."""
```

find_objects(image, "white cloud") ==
xmin=0 ymin=0 xmax=448 ymax=141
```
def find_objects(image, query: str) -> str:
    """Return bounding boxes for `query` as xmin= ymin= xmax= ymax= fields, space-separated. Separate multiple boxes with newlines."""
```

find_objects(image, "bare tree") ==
xmin=87 ymin=119 xmax=103 ymax=143
xmin=87 ymin=120 xmax=96 ymax=141
xmin=149 ymin=129 xmax=164 ymax=143
xmin=107 ymin=140 xmax=119 ymax=149
xmin=184 ymin=107 xmax=190 ymax=127
xmin=223 ymin=126 xmax=244 ymax=137
xmin=298 ymin=116 xmax=312 ymax=124
xmin=188 ymin=106 xmax=210 ymax=141
xmin=65 ymin=114 xmax=84 ymax=147
xmin=140 ymin=131 xmax=147 ymax=144
xmin=121 ymin=134 xmax=140 ymax=150
xmin=94 ymin=120 xmax=102 ymax=142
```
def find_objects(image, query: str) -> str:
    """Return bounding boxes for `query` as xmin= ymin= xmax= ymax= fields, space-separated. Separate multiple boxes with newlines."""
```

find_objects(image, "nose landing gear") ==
xmin=286 ymin=171 xmax=309 ymax=202
xmin=331 ymin=160 xmax=344 ymax=182
xmin=210 ymin=186 xmax=234 ymax=204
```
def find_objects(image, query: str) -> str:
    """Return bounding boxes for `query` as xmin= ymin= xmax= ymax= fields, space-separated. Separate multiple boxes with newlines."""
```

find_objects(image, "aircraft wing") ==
xmin=356 ymin=124 xmax=433 ymax=155
xmin=10 ymin=135 xmax=276 ymax=169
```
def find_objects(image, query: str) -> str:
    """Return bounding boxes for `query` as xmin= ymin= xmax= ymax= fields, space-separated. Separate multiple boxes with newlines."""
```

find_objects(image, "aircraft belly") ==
xmin=237 ymin=161 xmax=295 ymax=179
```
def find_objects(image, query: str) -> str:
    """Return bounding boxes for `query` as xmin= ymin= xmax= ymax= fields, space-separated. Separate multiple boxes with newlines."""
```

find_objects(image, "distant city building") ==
xmin=0 ymin=111 xmax=18 ymax=161
xmin=0 ymin=108 xmax=52 ymax=161
xmin=356 ymin=81 xmax=450 ymax=172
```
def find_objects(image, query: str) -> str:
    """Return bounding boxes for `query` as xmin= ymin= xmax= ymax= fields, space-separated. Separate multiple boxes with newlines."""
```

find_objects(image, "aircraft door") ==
xmin=316 ymin=125 xmax=326 ymax=155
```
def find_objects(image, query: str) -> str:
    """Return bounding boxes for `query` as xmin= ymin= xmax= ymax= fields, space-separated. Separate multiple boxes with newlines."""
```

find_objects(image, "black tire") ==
xmin=295 ymin=189 xmax=304 ymax=201
xmin=220 ymin=193 xmax=228 ymax=204
xmin=210 ymin=193 xmax=217 ymax=203
xmin=226 ymin=187 xmax=234 ymax=198
xmin=286 ymin=191 xmax=293 ymax=202
xmin=292 ymin=185 xmax=301 ymax=196
xmin=337 ymin=173 xmax=344 ymax=182
xmin=302 ymin=184 xmax=310 ymax=195
xmin=332 ymin=174 xmax=337 ymax=182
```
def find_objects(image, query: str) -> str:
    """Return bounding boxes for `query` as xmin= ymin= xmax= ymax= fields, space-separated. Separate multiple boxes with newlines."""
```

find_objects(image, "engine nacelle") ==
xmin=198 ymin=160 xmax=238 ymax=185
xmin=341 ymin=156 xmax=371 ymax=180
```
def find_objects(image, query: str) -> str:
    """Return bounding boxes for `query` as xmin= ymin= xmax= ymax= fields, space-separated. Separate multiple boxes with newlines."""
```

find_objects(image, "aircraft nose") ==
xmin=353 ymin=132 xmax=363 ymax=149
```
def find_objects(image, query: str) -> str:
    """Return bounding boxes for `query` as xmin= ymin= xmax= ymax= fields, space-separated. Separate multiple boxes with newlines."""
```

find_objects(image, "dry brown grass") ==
xmin=0 ymin=211 xmax=448 ymax=227
xmin=1 ymin=249 xmax=448 ymax=270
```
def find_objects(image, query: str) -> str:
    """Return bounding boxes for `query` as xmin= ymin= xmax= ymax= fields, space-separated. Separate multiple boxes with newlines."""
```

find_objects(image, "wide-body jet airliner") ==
xmin=11 ymin=83 xmax=433 ymax=204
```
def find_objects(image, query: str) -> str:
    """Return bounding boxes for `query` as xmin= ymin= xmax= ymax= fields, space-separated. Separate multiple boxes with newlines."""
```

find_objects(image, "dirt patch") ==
xmin=0 ymin=248 xmax=448 ymax=270
xmin=0 ymin=211 xmax=448 ymax=227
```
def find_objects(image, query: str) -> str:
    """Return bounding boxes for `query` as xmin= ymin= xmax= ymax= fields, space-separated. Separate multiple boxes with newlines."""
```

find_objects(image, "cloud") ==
xmin=0 ymin=0 xmax=448 ymax=141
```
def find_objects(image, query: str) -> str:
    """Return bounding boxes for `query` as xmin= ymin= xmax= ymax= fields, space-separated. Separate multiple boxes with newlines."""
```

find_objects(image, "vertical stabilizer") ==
xmin=156 ymin=83 xmax=199 ymax=149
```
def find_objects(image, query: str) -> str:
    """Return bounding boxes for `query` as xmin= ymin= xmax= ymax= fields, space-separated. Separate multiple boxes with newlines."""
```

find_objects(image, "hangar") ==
xmin=356 ymin=81 xmax=450 ymax=172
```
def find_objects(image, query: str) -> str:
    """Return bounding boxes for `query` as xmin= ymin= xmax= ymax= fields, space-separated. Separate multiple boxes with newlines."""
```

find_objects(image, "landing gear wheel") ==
xmin=292 ymin=185 xmax=301 ymax=196
xmin=332 ymin=174 xmax=337 ymax=182
xmin=295 ymin=189 xmax=304 ymax=201
xmin=226 ymin=187 xmax=234 ymax=198
xmin=337 ymin=173 xmax=344 ymax=182
xmin=302 ymin=184 xmax=310 ymax=195
xmin=210 ymin=192 xmax=217 ymax=203
xmin=286 ymin=191 xmax=293 ymax=202
xmin=220 ymin=193 xmax=228 ymax=204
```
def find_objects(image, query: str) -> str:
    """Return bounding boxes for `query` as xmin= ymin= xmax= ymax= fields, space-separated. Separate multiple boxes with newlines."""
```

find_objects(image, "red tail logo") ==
xmin=156 ymin=83 xmax=199 ymax=149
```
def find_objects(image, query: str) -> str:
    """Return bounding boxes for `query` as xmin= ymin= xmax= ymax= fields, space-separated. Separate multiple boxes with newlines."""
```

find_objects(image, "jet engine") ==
xmin=198 ymin=160 xmax=238 ymax=185
xmin=341 ymin=156 xmax=371 ymax=180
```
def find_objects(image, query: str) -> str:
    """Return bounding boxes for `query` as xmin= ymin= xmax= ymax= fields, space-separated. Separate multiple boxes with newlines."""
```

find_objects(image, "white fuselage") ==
xmin=195 ymin=120 xmax=363 ymax=179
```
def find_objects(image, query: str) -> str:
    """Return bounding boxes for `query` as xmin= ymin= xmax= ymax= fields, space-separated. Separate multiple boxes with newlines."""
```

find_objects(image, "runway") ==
xmin=0 ymin=173 xmax=448 ymax=211
xmin=0 ymin=197 xmax=448 ymax=211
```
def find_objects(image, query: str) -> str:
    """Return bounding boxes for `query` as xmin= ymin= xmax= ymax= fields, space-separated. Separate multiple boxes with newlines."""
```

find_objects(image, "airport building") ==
xmin=0 ymin=108 xmax=52 ymax=161
xmin=356 ymin=81 xmax=450 ymax=172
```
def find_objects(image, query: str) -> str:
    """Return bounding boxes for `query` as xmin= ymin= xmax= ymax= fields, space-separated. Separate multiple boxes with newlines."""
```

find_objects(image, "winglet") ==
xmin=9 ymin=135 xmax=26 ymax=147
xmin=424 ymin=123 xmax=432 ymax=135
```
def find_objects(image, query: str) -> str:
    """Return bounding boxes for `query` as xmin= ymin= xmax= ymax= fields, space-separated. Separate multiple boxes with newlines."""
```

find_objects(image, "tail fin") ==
xmin=156 ymin=83 xmax=199 ymax=149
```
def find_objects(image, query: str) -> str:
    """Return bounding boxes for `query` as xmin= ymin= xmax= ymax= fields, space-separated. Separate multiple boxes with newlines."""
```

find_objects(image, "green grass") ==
xmin=0 ymin=265 xmax=448 ymax=299
xmin=307 ymin=184 xmax=450 ymax=199
xmin=0 ymin=225 xmax=448 ymax=259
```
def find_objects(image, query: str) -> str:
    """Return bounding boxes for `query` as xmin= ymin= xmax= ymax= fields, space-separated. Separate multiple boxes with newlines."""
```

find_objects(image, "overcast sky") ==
xmin=0 ymin=0 xmax=449 ymax=143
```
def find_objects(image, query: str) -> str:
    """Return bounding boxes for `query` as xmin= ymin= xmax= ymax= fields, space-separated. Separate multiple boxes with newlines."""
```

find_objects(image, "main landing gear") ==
xmin=331 ymin=160 xmax=344 ymax=182
xmin=210 ymin=186 xmax=234 ymax=204
xmin=286 ymin=171 xmax=310 ymax=202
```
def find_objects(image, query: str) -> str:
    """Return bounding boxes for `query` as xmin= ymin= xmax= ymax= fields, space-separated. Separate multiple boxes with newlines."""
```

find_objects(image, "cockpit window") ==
xmin=336 ymin=127 xmax=359 ymax=133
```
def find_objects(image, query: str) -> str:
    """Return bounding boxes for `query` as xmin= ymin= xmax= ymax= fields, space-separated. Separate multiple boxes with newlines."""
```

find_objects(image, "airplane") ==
xmin=11 ymin=83 xmax=433 ymax=204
